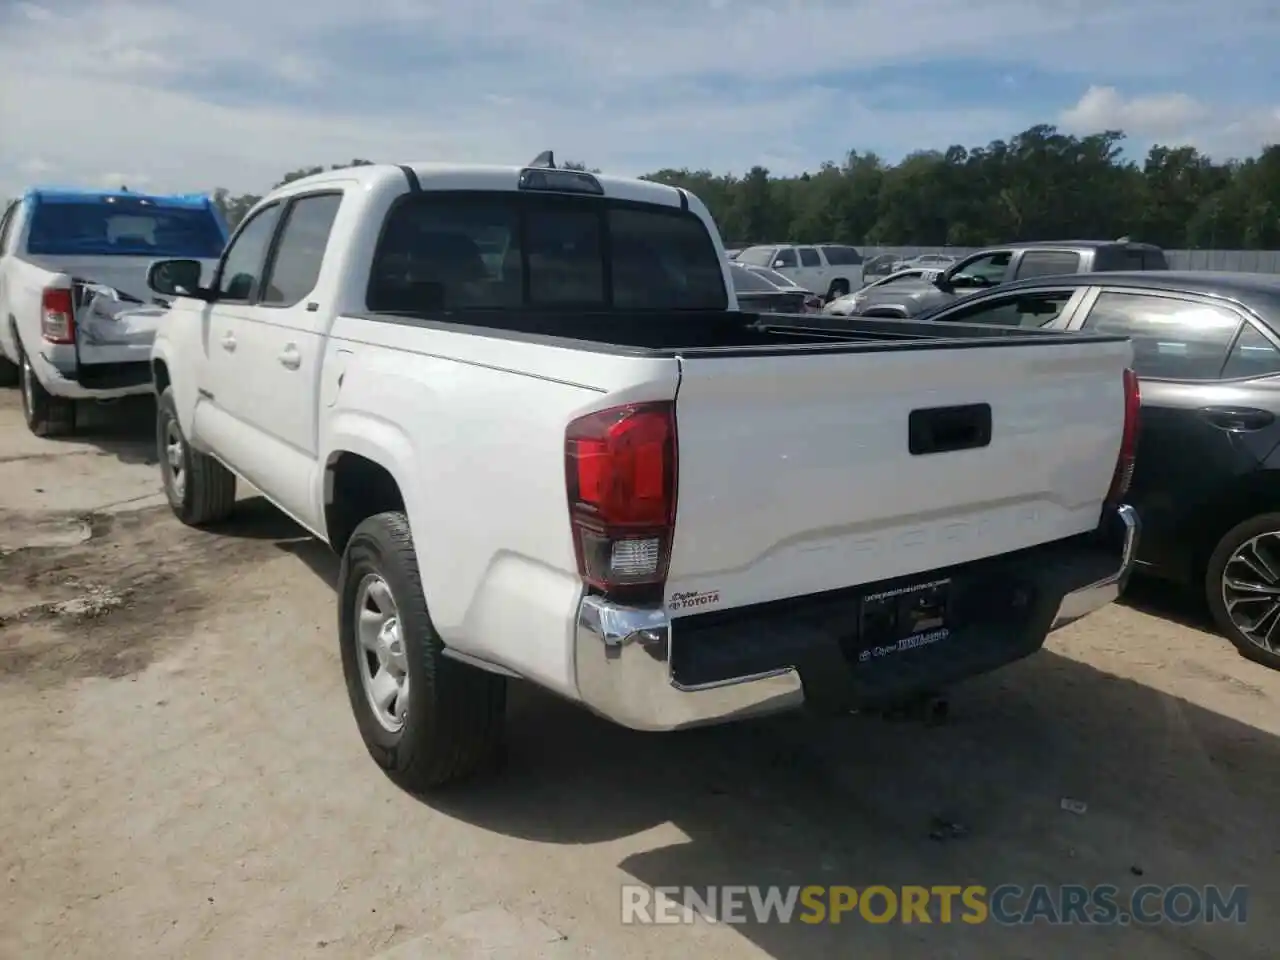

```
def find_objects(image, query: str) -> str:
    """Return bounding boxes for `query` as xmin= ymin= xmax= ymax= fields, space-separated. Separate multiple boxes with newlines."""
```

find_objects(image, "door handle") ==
xmin=220 ymin=333 xmax=236 ymax=352
xmin=278 ymin=344 xmax=302 ymax=370
xmin=1198 ymin=406 xmax=1275 ymax=432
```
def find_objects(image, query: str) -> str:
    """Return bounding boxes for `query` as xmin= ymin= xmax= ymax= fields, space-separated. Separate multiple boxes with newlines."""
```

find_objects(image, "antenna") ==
xmin=528 ymin=150 xmax=556 ymax=169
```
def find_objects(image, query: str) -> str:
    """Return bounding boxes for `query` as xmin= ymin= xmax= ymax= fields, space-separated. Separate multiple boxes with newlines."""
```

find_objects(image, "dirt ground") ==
xmin=0 ymin=391 xmax=1278 ymax=960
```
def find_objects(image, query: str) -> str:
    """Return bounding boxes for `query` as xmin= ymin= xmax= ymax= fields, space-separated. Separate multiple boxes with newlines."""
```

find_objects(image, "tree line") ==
xmin=209 ymin=124 xmax=1280 ymax=250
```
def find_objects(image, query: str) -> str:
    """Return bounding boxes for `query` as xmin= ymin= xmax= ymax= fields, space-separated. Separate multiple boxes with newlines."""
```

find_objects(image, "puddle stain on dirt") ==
xmin=0 ymin=502 xmax=298 ymax=687
xmin=0 ymin=511 xmax=114 ymax=555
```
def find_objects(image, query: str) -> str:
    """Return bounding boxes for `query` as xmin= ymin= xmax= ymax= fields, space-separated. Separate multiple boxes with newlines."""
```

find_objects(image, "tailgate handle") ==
xmin=909 ymin=403 xmax=992 ymax=455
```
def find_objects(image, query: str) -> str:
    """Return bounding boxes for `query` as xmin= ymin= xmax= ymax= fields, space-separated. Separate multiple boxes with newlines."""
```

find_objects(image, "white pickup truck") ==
xmin=146 ymin=157 xmax=1140 ymax=789
xmin=0 ymin=188 xmax=225 ymax=435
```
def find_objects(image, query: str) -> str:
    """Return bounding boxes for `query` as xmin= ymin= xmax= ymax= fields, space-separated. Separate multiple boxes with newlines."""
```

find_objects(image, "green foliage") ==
xmin=208 ymin=128 xmax=1280 ymax=249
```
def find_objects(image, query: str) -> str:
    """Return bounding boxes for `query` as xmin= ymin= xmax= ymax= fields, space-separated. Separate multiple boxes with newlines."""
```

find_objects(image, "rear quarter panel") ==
xmin=321 ymin=317 xmax=681 ymax=696
xmin=2 ymin=257 xmax=67 ymax=366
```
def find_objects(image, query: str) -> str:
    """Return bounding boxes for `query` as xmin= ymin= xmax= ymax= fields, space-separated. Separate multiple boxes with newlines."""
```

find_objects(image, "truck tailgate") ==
xmin=665 ymin=338 xmax=1132 ymax=612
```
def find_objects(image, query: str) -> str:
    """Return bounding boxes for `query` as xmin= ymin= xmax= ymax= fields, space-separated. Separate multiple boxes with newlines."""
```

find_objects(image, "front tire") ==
xmin=1206 ymin=513 xmax=1280 ymax=670
xmin=18 ymin=344 xmax=76 ymax=437
xmin=338 ymin=511 xmax=507 ymax=790
xmin=157 ymin=386 xmax=237 ymax=526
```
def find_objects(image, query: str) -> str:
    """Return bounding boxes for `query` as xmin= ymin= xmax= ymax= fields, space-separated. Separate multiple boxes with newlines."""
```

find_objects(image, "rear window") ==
xmin=728 ymin=264 xmax=776 ymax=293
xmin=735 ymin=246 xmax=776 ymax=267
xmin=821 ymin=245 xmax=863 ymax=266
xmin=1095 ymin=244 xmax=1169 ymax=271
xmin=24 ymin=198 xmax=226 ymax=258
xmin=1014 ymin=250 xmax=1082 ymax=279
xmin=368 ymin=193 xmax=727 ymax=312
xmin=751 ymin=266 xmax=797 ymax=288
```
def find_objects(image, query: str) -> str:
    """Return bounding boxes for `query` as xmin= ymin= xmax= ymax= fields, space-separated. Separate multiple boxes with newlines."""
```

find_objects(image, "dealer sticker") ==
xmin=858 ymin=627 xmax=951 ymax=661
xmin=669 ymin=589 xmax=721 ymax=612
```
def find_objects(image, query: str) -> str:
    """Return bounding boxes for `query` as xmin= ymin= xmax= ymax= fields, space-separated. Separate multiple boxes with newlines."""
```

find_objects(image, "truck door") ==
xmin=226 ymin=190 xmax=345 ymax=528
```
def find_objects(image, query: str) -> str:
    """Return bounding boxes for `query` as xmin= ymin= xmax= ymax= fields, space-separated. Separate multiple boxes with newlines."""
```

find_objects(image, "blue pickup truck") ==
xmin=0 ymin=188 xmax=227 ymax=435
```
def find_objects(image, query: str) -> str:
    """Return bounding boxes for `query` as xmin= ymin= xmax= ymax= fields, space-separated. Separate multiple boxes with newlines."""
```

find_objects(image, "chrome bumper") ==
xmin=573 ymin=597 xmax=804 ymax=732
xmin=573 ymin=504 xmax=1140 ymax=731
xmin=1048 ymin=503 xmax=1140 ymax=632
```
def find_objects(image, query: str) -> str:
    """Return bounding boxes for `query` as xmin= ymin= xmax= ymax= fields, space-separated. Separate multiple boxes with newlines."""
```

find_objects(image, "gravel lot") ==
xmin=1 ymin=391 xmax=1278 ymax=960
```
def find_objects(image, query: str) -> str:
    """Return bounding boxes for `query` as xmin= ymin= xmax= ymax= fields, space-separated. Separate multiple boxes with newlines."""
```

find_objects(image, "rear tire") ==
xmin=338 ymin=511 xmax=507 ymax=790
xmin=157 ymin=386 xmax=237 ymax=526
xmin=1205 ymin=513 xmax=1280 ymax=671
xmin=0 ymin=354 xmax=17 ymax=387
xmin=18 ymin=344 xmax=76 ymax=437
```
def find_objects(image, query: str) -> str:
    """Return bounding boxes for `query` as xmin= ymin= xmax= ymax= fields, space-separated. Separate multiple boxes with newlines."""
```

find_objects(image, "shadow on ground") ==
xmin=1119 ymin=575 xmax=1217 ymax=634
xmin=436 ymin=657 xmax=1278 ymax=959
xmin=205 ymin=494 xmax=338 ymax=588
xmin=57 ymin=396 xmax=158 ymax=465
xmin=221 ymin=493 xmax=1278 ymax=958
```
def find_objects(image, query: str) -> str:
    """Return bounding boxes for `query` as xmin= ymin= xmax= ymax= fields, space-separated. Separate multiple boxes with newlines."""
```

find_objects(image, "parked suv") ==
xmin=735 ymin=243 xmax=865 ymax=300
xmin=826 ymin=240 xmax=1169 ymax=319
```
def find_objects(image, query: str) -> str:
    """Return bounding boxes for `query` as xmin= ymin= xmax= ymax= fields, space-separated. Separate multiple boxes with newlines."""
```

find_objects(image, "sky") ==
xmin=1 ymin=0 xmax=1279 ymax=199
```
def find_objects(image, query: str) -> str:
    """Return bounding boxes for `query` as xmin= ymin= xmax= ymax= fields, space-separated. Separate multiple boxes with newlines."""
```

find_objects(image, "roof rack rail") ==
xmin=527 ymin=150 xmax=556 ymax=169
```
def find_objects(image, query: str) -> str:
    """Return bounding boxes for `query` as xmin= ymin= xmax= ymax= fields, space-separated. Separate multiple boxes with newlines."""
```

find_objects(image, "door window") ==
xmin=1081 ymin=291 xmax=1241 ymax=380
xmin=215 ymin=203 xmax=282 ymax=301
xmin=932 ymin=290 xmax=1076 ymax=327
xmin=772 ymin=248 xmax=798 ymax=268
xmin=1014 ymin=250 xmax=1081 ymax=280
xmin=260 ymin=193 xmax=343 ymax=307
xmin=797 ymin=247 xmax=821 ymax=267
xmin=951 ymin=251 xmax=1011 ymax=288
xmin=1221 ymin=323 xmax=1280 ymax=380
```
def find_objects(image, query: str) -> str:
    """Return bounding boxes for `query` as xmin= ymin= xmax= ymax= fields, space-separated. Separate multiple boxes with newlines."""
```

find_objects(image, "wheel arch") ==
xmin=152 ymin=357 xmax=171 ymax=395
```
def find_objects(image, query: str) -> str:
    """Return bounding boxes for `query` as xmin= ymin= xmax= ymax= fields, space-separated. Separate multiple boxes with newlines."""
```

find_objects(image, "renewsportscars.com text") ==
xmin=621 ymin=884 xmax=1249 ymax=926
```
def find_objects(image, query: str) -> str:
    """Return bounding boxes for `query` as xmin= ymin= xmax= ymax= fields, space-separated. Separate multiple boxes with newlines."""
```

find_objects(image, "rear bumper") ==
xmin=1049 ymin=503 xmax=1139 ymax=630
xmin=32 ymin=348 xmax=152 ymax=400
xmin=574 ymin=504 xmax=1139 ymax=732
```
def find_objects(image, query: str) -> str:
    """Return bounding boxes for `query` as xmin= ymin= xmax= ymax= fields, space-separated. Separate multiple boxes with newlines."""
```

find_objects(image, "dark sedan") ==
xmin=906 ymin=270 xmax=1280 ymax=669
xmin=728 ymin=262 xmax=822 ymax=314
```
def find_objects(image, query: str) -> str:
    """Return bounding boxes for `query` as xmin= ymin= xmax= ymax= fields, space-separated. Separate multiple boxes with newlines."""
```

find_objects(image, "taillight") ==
xmin=565 ymin=401 xmax=677 ymax=600
xmin=1106 ymin=368 xmax=1140 ymax=504
xmin=40 ymin=287 xmax=75 ymax=344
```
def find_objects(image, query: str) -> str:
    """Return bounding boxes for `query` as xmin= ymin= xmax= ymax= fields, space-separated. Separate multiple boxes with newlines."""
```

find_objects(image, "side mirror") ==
xmin=773 ymin=259 xmax=787 ymax=269
xmin=147 ymin=258 xmax=205 ymax=298
xmin=931 ymin=270 xmax=954 ymax=292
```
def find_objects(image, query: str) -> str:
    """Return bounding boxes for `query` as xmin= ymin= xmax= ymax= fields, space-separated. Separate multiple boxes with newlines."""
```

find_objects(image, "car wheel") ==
xmin=338 ymin=511 xmax=507 ymax=790
xmin=826 ymin=279 xmax=850 ymax=301
xmin=1206 ymin=513 xmax=1280 ymax=670
xmin=18 ymin=343 xmax=76 ymax=437
xmin=0 ymin=354 xmax=17 ymax=387
xmin=157 ymin=385 xmax=237 ymax=525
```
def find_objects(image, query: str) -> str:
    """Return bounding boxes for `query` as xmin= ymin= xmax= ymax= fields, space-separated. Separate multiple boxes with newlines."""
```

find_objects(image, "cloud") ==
xmin=1 ymin=0 xmax=1278 ymax=198
xmin=1060 ymin=86 xmax=1280 ymax=158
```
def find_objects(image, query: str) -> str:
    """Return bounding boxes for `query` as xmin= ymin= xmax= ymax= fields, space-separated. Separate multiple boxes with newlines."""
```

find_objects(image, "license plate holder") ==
xmin=854 ymin=577 xmax=953 ymax=663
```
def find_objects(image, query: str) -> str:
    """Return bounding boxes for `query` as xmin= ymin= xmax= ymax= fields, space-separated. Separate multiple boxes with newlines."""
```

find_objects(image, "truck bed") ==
xmin=354 ymin=307 xmax=1126 ymax=355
